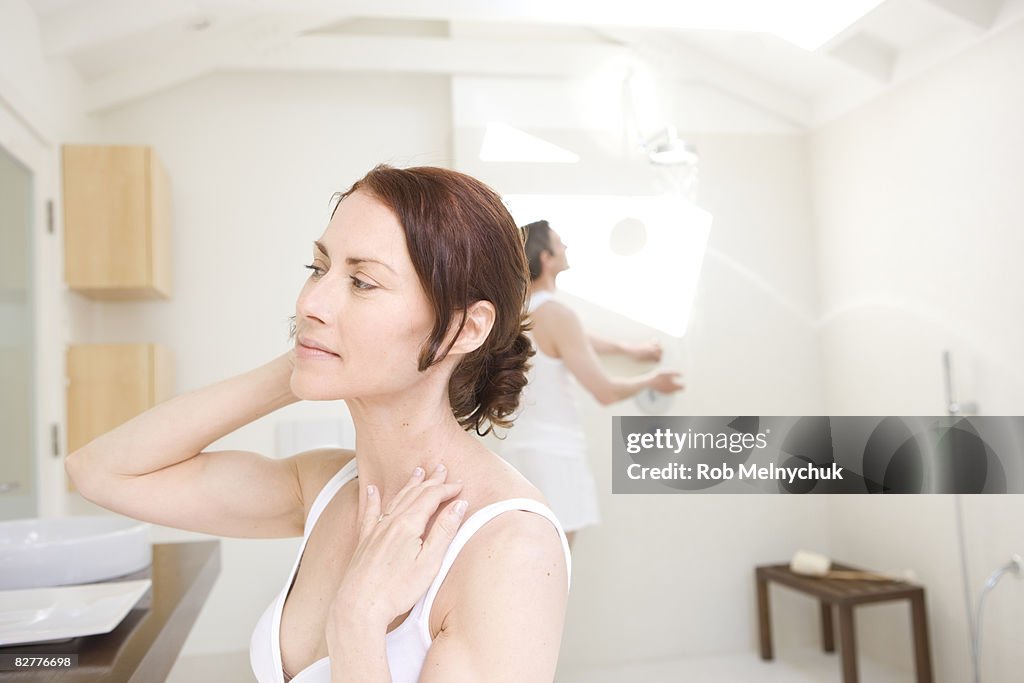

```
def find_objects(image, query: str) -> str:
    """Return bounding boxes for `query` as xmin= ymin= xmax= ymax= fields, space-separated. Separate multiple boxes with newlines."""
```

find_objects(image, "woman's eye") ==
xmin=304 ymin=264 xmax=325 ymax=279
xmin=350 ymin=276 xmax=376 ymax=291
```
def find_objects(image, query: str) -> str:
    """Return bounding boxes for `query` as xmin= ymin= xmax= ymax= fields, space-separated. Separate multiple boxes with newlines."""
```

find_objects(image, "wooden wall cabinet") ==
xmin=66 ymin=344 xmax=175 ymax=491
xmin=63 ymin=145 xmax=172 ymax=299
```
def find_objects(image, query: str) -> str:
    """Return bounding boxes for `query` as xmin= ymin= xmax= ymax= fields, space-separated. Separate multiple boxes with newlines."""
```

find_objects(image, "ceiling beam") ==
xmin=919 ymin=0 xmax=1005 ymax=29
xmin=83 ymin=13 xmax=346 ymax=114
xmin=227 ymin=35 xmax=628 ymax=77
xmin=595 ymin=27 xmax=812 ymax=129
xmin=177 ymin=0 xmax=894 ymax=39
xmin=40 ymin=0 xmax=201 ymax=57
xmin=826 ymin=32 xmax=897 ymax=83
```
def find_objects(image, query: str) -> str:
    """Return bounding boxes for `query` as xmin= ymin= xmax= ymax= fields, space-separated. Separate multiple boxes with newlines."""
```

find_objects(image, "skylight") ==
xmin=571 ymin=0 xmax=885 ymax=51
xmin=505 ymin=193 xmax=712 ymax=337
xmin=768 ymin=0 xmax=886 ymax=50
xmin=479 ymin=122 xmax=580 ymax=163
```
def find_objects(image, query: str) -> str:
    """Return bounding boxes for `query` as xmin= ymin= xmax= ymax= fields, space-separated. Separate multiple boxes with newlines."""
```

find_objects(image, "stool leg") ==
xmin=820 ymin=601 xmax=835 ymax=653
xmin=910 ymin=592 xmax=934 ymax=683
xmin=757 ymin=574 xmax=773 ymax=660
xmin=838 ymin=604 xmax=858 ymax=683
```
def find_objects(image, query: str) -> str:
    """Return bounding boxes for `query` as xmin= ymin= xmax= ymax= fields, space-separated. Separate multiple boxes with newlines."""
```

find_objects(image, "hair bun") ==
xmin=450 ymin=323 xmax=534 ymax=437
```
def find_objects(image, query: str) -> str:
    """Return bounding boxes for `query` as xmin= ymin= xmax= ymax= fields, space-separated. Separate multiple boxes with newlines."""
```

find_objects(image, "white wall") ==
xmin=65 ymin=69 xmax=453 ymax=658
xmin=811 ymin=18 xmax=1024 ymax=683
xmin=810 ymin=21 xmax=1024 ymax=418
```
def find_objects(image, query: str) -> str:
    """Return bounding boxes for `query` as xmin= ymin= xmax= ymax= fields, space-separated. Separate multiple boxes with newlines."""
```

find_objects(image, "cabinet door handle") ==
xmin=0 ymin=481 xmax=21 ymax=493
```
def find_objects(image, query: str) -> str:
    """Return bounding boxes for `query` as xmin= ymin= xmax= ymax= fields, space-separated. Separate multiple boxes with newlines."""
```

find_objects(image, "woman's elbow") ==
xmin=65 ymin=451 xmax=98 ymax=500
xmin=592 ymin=388 xmax=618 ymax=406
xmin=65 ymin=450 xmax=83 ymax=483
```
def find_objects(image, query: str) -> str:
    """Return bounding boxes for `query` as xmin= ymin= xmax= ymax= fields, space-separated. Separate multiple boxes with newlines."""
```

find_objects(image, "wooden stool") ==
xmin=756 ymin=562 xmax=933 ymax=683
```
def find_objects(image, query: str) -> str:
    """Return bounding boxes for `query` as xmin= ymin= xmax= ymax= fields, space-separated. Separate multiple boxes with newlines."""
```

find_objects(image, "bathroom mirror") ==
xmin=0 ymin=142 xmax=37 ymax=520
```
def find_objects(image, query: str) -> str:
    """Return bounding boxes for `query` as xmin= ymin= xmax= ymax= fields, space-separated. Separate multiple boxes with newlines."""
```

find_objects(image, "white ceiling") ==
xmin=22 ymin=0 xmax=1024 ymax=127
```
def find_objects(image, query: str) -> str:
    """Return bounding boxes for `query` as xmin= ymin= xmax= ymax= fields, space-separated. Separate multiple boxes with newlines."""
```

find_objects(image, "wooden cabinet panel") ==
xmin=63 ymin=145 xmax=172 ymax=299
xmin=66 ymin=344 xmax=175 ymax=491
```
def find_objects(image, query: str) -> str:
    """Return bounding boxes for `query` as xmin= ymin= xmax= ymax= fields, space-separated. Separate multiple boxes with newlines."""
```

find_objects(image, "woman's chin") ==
xmin=290 ymin=377 xmax=343 ymax=402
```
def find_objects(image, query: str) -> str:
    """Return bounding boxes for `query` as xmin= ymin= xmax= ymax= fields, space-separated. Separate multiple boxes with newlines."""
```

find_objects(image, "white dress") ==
xmin=501 ymin=291 xmax=601 ymax=533
xmin=249 ymin=458 xmax=572 ymax=682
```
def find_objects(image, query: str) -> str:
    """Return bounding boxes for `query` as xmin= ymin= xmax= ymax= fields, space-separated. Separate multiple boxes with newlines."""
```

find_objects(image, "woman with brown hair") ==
xmin=65 ymin=165 xmax=571 ymax=682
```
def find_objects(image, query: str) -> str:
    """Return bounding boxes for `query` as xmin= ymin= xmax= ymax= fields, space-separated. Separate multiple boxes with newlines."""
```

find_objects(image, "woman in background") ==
xmin=501 ymin=219 xmax=685 ymax=548
xmin=66 ymin=167 xmax=570 ymax=683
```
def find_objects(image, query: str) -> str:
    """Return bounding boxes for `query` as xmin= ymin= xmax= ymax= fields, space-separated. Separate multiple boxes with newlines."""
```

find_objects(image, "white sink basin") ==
xmin=0 ymin=516 xmax=151 ymax=590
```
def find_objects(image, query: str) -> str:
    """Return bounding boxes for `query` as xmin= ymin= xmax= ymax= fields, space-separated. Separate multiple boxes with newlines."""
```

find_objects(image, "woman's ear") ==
xmin=448 ymin=300 xmax=496 ymax=356
xmin=539 ymin=248 xmax=553 ymax=273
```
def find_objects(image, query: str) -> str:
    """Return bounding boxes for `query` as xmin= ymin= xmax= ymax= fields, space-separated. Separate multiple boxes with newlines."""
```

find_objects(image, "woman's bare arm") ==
xmin=538 ymin=302 xmax=682 ymax=405
xmin=585 ymin=331 xmax=627 ymax=355
xmin=64 ymin=352 xmax=312 ymax=539
xmin=417 ymin=512 xmax=569 ymax=682
xmin=586 ymin=331 xmax=662 ymax=362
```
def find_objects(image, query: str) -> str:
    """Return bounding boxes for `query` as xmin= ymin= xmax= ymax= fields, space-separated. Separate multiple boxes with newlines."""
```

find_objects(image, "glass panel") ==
xmin=0 ymin=143 xmax=37 ymax=520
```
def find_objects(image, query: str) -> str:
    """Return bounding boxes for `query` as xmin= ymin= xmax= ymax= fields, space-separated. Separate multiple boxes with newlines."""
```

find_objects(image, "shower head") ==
xmin=642 ymin=126 xmax=698 ymax=167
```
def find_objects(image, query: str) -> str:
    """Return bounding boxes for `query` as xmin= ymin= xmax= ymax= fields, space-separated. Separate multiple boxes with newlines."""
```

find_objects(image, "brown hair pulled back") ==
xmin=522 ymin=219 xmax=553 ymax=281
xmin=336 ymin=164 xmax=533 ymax=436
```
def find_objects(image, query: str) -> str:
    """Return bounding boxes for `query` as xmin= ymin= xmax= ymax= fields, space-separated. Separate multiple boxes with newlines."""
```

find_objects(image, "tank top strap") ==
xmin=304 ymin=457 xmax=359 ymax=537
xmin=414 ymin=497 xmax=572 ymax=644
xmin=528 ymin=290 xmax=556 ymax=314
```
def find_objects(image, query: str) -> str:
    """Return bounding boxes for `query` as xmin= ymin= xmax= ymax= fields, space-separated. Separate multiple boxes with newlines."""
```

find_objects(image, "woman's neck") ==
xmin=530 ymin=273 xmax=557 ymax=294
xmin=347 ymin=385 xmax=479 ymax=502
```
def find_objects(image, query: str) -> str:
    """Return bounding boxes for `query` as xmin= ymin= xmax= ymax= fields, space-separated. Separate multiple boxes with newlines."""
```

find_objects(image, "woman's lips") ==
xmin=297 ymin=342 xmax=340 ymax=359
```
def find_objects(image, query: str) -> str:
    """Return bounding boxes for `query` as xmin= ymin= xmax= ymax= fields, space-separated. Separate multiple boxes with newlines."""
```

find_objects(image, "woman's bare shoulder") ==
xmin=471 ymin=449 xmax=545 ymax=505
xmin=292 ymin=447 xmax=357 ymax=512
xmin=462 ymin=453 xmax=564 ymax=550
xmin=431 ymin=459 xmax=568 ymax=635
xmin=529 ymin=299 xmax=582 ymax=350
xmin=530 ymin=297 xmax=575 ymax=322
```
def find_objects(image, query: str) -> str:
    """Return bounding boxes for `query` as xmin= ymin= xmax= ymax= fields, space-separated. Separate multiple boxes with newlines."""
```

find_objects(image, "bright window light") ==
xmin=769 ymin=0 xmax=885 ymax=50
xmin=505 ymin=194 xmax=712 ymax=337
xmin=480 ymin=122 xmax=580 ymax=163
xmin=565 ymin=0 xmax=885 ymax=51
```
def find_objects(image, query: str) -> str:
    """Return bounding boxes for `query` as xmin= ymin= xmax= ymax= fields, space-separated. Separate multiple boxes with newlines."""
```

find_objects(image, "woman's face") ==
xmin=291 ymin=190 xmax=438 ymax=401
xmin=546 ymin=230 xmax=570 ymax=273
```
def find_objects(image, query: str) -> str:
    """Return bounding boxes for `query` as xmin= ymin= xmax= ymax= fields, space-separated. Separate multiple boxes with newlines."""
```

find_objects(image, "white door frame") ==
xmin=0 ymin=94 xmax=65 ymax=519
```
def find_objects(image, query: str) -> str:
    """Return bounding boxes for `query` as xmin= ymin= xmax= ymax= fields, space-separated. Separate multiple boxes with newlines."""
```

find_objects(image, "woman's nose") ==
xmin=296 ymin=280 xmax=337 ymax=323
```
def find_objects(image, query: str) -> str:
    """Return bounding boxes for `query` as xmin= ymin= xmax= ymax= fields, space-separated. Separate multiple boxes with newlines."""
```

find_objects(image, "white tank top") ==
xmin=249 ymin=457 xmax=572 ymax=682
xmin=504 ymin=291 xmax=588 ymax=457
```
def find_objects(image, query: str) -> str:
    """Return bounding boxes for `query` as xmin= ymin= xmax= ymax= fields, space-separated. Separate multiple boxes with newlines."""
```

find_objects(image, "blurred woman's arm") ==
xmin=539 ymin=302 xmax=682 ymax=405
xmin=586 ymin=331 xmax=662 ymax=362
